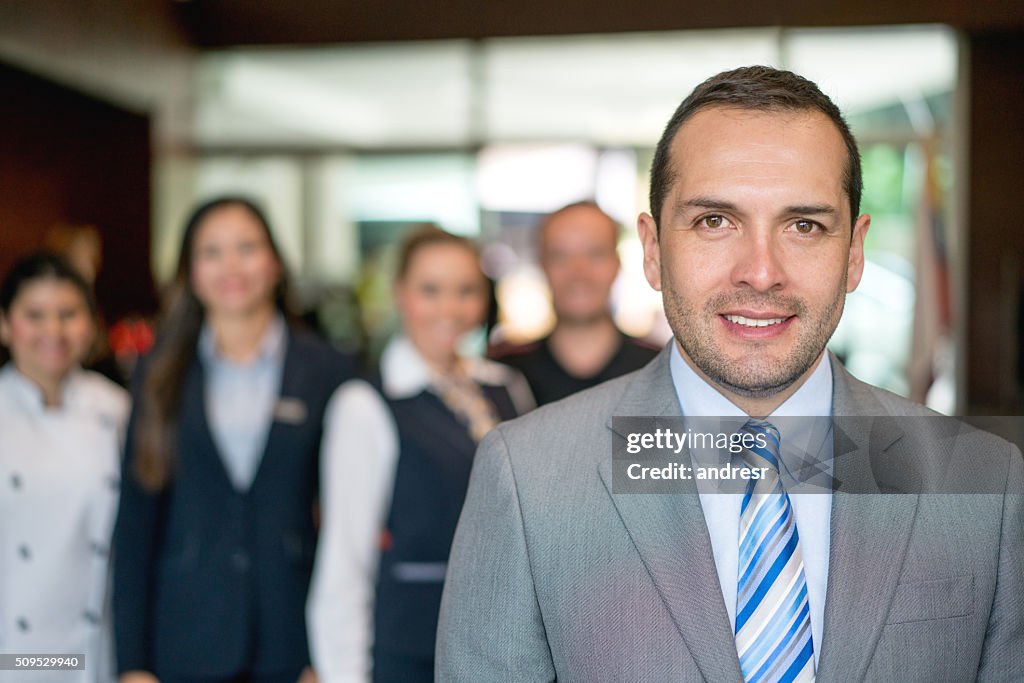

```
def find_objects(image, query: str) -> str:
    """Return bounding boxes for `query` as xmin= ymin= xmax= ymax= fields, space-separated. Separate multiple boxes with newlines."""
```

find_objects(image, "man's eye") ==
xmin=792 ymin=219 xmax=821 ymax=234
xmin=700 ymin=215 xmax=728 ymax=229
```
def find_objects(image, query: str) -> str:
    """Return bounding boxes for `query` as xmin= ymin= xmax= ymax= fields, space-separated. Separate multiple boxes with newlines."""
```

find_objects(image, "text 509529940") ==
xmin=0 ymin=654 xmax=84 ymax=670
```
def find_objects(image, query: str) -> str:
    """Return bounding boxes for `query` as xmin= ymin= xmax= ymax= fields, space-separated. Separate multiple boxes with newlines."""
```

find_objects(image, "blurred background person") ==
xmin=113 ymin=197 xmax=352 ymax=683
xmin=42 ymin=223 xmax=103 ymax=288
xmin=0 ymin=252 xmax=129 ymax=683
xmin=42 ymin=222 xmax=131 ymax=386
xmin=307 ymin=225 xmax=533 ymax=683
xmin=493 ymin=201 xmax=659 ymax=405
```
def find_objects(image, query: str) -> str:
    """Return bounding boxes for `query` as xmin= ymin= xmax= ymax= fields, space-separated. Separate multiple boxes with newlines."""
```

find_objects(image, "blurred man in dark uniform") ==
xmin=493 ymin=201 xmax=658 ymax=405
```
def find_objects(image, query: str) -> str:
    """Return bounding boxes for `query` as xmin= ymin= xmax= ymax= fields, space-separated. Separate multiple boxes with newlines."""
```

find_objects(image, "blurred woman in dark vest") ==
xmin=308 ymin=225 xmax=533 ymax=682
xmin=113 ymin=197 xmax=352 ymax=683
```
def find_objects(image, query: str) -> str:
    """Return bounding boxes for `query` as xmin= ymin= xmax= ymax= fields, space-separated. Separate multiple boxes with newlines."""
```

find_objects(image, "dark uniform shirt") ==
xmin=493 ymin=331 xmax=659 ymax=406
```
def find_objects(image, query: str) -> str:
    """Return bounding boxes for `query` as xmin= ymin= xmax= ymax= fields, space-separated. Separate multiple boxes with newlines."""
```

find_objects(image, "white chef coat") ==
xmin=0 ymin=364 xmax=129 ymax=683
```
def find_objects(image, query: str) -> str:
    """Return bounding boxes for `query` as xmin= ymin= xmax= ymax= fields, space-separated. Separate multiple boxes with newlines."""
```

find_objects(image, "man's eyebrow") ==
xmin=673 ymin=198 xmax=839 ymax=217
xmin=674 ymin=196 xmax=739 ymax=212
xmin=783 ymin=204 xmax=837 ymax=216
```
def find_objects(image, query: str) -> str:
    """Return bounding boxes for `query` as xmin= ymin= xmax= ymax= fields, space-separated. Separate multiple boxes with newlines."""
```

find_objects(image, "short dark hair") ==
xmin=649 ymin=65 xmax=862 ymax=230
xmin=1 ymin=251 xmax=95 ymax=316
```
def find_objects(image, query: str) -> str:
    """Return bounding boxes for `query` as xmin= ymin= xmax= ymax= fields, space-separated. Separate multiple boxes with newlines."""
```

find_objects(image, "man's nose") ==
xmin=730 ymin=231 xmax=786 ymax=292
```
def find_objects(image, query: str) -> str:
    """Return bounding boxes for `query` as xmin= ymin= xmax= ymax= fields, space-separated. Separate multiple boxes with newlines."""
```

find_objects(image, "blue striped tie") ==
xmin=735 ymin=420 xmax=814 ymax=683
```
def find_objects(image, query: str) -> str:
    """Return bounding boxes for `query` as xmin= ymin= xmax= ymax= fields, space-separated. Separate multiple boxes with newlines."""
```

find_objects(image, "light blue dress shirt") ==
xmin=669 ymin=344 xmax=834 ymax=667
xmin=198 ymin=315 xmax=286 ymax=491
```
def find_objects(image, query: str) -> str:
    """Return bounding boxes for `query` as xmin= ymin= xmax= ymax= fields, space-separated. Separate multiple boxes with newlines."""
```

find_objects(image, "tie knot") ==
xmin=738 ymin=419 xmax=781 ymax=474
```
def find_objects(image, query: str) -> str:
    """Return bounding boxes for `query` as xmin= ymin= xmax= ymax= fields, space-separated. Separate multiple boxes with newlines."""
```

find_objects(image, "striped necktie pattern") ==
xmin=735 ymin=420 xmax=814 ymax=683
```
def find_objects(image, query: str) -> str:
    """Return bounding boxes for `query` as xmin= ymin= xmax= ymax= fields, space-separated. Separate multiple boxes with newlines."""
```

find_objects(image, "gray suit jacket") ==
xmin=437 ymin=348 xmax=1023 ymax=682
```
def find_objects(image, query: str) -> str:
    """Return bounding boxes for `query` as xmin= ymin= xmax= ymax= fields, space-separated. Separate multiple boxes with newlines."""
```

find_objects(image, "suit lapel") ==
xmin=186 ymin=360 xmax=239 ymax=492
xmin=598 ymin=347 xmax=743 ymax=682
xmin=594 ymin=350 xmax=921 ymax=680
xmin=252 ymin=328 xmax=306 ymax=488
xmin=192 ymin=326 xmax=310 ymax=494
xmin=817 ymin=357 xmax=918 ymax=681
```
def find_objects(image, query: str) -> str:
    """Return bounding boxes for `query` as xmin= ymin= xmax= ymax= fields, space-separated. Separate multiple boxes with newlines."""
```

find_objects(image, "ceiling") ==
xmin=172 ymin=0 xmax=1023 ymax=47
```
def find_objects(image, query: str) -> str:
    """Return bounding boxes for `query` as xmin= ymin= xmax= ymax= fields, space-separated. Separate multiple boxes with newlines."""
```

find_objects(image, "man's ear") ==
xmin=637 ymin=212 xmax=662 ymax=292
xmin=845 ymin=213 xmax=871 ymax=293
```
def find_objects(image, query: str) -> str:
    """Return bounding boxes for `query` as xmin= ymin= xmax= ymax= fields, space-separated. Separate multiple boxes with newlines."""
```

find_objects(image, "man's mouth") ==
xmin=722 ymin=314 xmax=790 ymax=328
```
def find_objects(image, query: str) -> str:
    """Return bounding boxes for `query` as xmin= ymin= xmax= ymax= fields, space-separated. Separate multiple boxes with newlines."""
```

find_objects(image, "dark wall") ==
xmin=0 ymin=61 xmax=157 ymax=320
xmin=176 ymin=0 xmax=1024 ymax=45
xmin=966 ymin=31 xmax=1024 ymax=413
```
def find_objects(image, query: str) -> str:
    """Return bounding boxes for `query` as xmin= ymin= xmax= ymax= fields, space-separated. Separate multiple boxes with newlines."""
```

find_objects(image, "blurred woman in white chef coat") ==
xmin=0 ymin=252 xmax=129 ymax=683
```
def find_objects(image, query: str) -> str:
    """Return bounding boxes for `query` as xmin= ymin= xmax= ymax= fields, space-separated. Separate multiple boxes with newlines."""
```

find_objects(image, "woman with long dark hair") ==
xmin=114 ymin=197 xmax=352 ymax=683
xmin=307 ymin=225 xmax=533 ymax=682
xmin=0 ymin=252 xmax=129 ymax=683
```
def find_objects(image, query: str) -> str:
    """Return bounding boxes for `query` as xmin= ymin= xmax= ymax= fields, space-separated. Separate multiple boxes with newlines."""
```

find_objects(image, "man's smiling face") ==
xmin=639 ymin=105 xmax=870 ymax=404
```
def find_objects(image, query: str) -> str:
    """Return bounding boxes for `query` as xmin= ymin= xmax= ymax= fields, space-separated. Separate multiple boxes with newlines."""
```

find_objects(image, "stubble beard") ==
xmin=662 ymin=272 xmax=847 ymax=399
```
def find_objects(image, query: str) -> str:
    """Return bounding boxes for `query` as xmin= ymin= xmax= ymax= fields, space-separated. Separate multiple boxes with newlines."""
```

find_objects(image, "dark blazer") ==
xmin=114 ymin=327 xmax=352 ymax=680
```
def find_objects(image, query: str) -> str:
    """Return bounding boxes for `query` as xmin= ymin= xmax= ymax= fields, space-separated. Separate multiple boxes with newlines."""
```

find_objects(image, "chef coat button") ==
xmin=18 ymin=544 xmax=31 ymax=560
xmin=10 ymin=473 xmax=21 ymax=490
xmin=82 ymin=610 xmax=101 ymax=625
xmin=16 ymin=617 xmax=29 ymax=632
xmin=90 ymin=541 xmax=108 ymax=557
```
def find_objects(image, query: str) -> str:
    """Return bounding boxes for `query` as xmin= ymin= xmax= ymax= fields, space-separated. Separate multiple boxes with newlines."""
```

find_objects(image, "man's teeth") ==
xmin=724 ymin=314 xmax=787 ymax=328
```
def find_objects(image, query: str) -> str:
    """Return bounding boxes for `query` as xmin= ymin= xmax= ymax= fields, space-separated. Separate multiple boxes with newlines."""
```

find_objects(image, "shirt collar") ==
xmin=669 ymin=342 xmax=833 ymax=418
xmin=669 ymin=343 xmax=835 ymax=486
xmin=1 ymin=362 xmax=85 ymax=413
xmin=381 ymin=335 xmax=434 ymax=399
xmin=198 ymin=313 xmax=287 ymax=367
xmin=380 ymin=335 xmax=498 ymax=400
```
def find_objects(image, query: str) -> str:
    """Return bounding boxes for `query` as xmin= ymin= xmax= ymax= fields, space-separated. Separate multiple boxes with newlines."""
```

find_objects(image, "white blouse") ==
xmin=0 ymin=364 xmax=129 ymax=683
xmin=306 ymin=337 xmax=534 ymax=683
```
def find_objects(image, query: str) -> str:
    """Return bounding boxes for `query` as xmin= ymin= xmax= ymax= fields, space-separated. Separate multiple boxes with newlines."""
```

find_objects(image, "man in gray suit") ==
xmin=437 ymin=66 xmax=1023 ymax=681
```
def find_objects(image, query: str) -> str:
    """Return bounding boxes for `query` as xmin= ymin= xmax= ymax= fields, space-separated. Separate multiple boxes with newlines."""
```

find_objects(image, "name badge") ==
xmin=274 ymin=397 xmax=308 ymax=424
